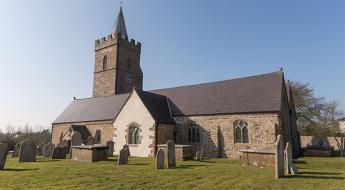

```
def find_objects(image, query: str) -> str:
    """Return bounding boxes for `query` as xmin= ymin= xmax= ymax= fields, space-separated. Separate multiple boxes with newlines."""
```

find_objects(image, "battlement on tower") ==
xmin=95 ymin=33 xmax=141 ymax=53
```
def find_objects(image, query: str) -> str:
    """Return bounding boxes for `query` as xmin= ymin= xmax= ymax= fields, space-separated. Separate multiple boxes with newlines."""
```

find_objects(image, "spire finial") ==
xmin=112 ymin=6 xmax=128 ymax=38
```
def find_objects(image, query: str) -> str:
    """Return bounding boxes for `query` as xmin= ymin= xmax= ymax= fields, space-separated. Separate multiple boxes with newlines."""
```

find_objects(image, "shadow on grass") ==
xmin=3 ymin=168 xmax=39 ymax=172
xmin=36 ymin=159 xmax=61 ymax=162
xmin=199 ymin=160 xmax=216 ymax=163
xmin=293 ymin=160 xmax=307 ymax=164
xmin=285 ymin=175 xmax=345 ymax=180
xmin=176 ymin=164 xmax=206 ymax=169
xmin=127 ymin=163 xmax=150 ymax=166
xmin=299 ymin=171 xmax=343 ymax=175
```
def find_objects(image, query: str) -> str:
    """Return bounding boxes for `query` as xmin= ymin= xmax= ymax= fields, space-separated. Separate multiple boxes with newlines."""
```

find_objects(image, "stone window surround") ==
xmin=125 ymin=122 xmax=143 ymax=145
xmin=233 ymin=120 xmax=249 ymax=144
xmin=188 ymin=123 xmax=201 ymax=143
xmin=102 ymin=55 xmax=108 ymax=70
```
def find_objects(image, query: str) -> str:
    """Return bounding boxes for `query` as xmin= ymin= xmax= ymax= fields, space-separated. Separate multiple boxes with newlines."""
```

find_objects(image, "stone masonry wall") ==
xmin=52 ymin=120 xmax=114 ymax=145
xmin=157 ymin=124 xmax=175 ymax=144
xmin=174 ymin=113 xmax=280 ymax=159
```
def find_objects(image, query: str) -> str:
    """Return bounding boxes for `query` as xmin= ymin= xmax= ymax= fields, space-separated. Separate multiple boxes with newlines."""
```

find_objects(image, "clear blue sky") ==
xmin=0 ymin=0 xmax=344 ymax=131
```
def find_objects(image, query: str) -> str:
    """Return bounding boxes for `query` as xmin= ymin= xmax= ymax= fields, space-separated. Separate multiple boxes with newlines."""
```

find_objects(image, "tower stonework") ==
xmin=93 ymin=8 xmax=143 ymax=97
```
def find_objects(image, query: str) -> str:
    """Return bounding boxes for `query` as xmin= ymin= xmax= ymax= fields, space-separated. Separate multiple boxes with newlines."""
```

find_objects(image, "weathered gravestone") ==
xmin=106 ymin=141 xmax=114 ymax=156
xmin=71 ymin=131 xmax=82 ymax=146
xmin=36 ymin=143 xmax=45 ymax=156
xmin=167 ymin=140 xmax=176 ymax=168
xmin=85 ymin=136 xmax=94 ymax=145
xmin=94 ymin=130 xmax=101 ymax=144
xmin=200 ymin=147 xmax=204 ymax=160
xmin=275 ymin=135 xmax=284 ymax=179
xmin=19 ymin=139 xmax=36 ymax=162
xmin=52 ymin=145 xmax=68 ymax=159
xmin=123 ymin=144 xmax=130 ymax=156
xmin=156 ymin=149 xmax=164 ymax=169
xmin=12 ymin=142 xmax=21 ymax=158
xmin=70 ymin=131 xmax=82 ymax=157
xmin=195 ymin=151 xmax=201 ymax=161
xmin=0 ymin=143 xmax=9 ymax=170
xmin=285 ymin=142 xmax=298 ymax=175
xmin=117 ymin=148 xmax=128 ymax=165
xmin=43 ymin=143 xmax=55 ymax=157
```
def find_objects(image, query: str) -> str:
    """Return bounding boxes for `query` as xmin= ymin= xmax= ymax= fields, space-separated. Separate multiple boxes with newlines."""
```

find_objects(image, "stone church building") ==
xmin=52 ymin=8 xmax=299 ymax=159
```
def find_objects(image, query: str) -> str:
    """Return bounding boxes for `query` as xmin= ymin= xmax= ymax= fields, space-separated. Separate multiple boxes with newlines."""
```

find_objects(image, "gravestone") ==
xmin=52 ymin=145 xmax=68 ymax=159
xmin=43 ymin=143 xmax=55 ymax=157
xmin=94 ymin=130 xmax=101 ymax=144
xmin=85 ymin=136 xmax=94 ymax=145
xmin=200 ymin=147 xmax=204 ymax=160
xmin=106 ymin=141 xmax=114 ymax=156
xmin=275 ymin=135 xmax=284 ymax=179
xmin=167 ymin=140 xmax=176 ymax=168
xmin=156 ymin=149 xmax=164 ymax=169
xmin=12 ymin=142 xmax=21 ymax=157
xmin=71 ymin=131 xmax=82 ymax=146
xmin=123 ymin=144 xmax=130 ymax=156
xmin=195 ymin=151 xmax=201 ymax=161
xmin=19 ymin=139 xmax=36 ymax=162
xmin=36 ymin=143 xmax=45 ymax=156
xmin=117 ymin=148 xmax=128 ymax=165
xmin=0 ymin=143 xmax=9 ymax=170
xmin=285 ymin=142 xmax=292 ymax=175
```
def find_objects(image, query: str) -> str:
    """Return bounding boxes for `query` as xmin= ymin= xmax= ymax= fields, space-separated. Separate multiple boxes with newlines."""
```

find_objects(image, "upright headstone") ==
xmin=19 ymin=139 xmax=36 ymax=162
xmin=275 ymin=135 xmax=284 ymax=179
xmin=195 ymin=151 xmax=201 ymax=161
xmin=117 ymin=148 xmax=128 ymax=165
xmin=156 ymin=149 xmax=164 ymax=169
xmin=36 ymin=143 xmax=45 ymax=156
xmin=285 ymin=142 xmax=292 ymax=175
xmin=71 ymin=131 xmax=82 ymax=146
xmin=85 ymin=136 xmax=94 ymax=145
xmin=12 ymin=142 xmax=21 ymax=158
xmin=167 ymin=140 xmax=176 ymax=168
xmin=0 ymin=143 xmax=9 ymax=170
xmin=94 ymin=130 xmax=101 ymax=144
xmin=200 ymin=147 xmax=204 ymax=160
xmin=43 ymin=143 xmax=55 ymax=157
xmin=123 ymin=144 xmax=130 ymax=156
xmin=52 ymin=145 xmax=68 ymax=159
xmin=106 ymin=141 xmax=114 ymax=156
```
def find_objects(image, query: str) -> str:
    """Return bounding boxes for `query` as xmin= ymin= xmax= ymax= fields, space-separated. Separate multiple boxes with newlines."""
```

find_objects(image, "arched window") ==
xmin=102 ymin=55 xmax=108 ymax=70
xmin=128 ymin=125 xmax=139 ymax=144
xmin=234 ymin=120 xmax=249 ymax=143
xmin=126 ymin=58 xmax=131 ymax=71
xmin=188 ymin=123 xmax=201 ymax=143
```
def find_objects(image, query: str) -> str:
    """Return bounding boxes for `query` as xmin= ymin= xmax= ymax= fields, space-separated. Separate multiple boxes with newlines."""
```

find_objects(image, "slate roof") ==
xmin=53 ymin=94 xmax=129 ymax=124
xmin=136 ymin=90 xmax=175 ymax=124
xmin=53 ymin=71 xmax=283 ymax=124
xmin=151 ymin=71 xmax=283 ymax=116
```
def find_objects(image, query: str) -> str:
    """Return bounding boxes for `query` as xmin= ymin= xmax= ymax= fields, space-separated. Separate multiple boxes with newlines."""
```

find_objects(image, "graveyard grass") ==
xmin=0 ymin=156 xmax=344 ymax=190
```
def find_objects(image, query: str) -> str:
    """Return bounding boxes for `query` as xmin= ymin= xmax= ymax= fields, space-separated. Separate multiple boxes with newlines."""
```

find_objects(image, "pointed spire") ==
xmin=112 ymin=7 xmax=128 ymax=38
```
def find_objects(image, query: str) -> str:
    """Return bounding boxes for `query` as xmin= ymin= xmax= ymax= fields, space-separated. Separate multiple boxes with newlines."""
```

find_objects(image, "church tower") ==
xmin=93 ymin=7 xmax=143 ymax=97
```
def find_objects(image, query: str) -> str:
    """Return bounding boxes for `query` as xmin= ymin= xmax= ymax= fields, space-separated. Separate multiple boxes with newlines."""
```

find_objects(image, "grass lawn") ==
xmin=0 ymin=156 xmax=344 ymax=190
